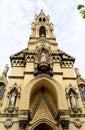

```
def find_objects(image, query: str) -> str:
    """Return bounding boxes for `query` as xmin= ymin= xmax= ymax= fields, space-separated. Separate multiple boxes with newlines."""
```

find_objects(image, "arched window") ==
xmin=0 ymin=82 xmax=5 ymax=99
xmin=43 ymin=18 xmax=46 ymax=22
xmin=39 ymin=17 xmax=42 ymax=22
xmin=79 ymin=84 xmax=85 ymax=101
xmin=39 ymin=26 xmax=46 ymax=37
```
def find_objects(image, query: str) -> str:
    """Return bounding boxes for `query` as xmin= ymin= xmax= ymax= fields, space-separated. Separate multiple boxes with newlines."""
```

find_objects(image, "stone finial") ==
xmin=74 ymin=67 xmax=81 ymax=78
xmin=2 ymin=64 xmax=9 ymax=77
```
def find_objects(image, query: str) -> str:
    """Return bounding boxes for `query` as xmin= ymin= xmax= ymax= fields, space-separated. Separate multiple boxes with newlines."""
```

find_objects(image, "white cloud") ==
xmin=0 ymin=0 xmax=85 ymax=77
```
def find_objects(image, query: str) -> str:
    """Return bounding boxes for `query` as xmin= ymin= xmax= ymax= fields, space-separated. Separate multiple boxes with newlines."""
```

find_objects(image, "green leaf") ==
xmin=80 ymin=10 xmax=85 ymax=19
xmin=77 ymin=4 xmax=85 ymax=10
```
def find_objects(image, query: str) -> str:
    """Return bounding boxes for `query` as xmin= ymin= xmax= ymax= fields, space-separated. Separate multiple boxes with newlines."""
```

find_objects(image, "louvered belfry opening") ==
xmin=39 ymin=26 xmax=46 ymax=37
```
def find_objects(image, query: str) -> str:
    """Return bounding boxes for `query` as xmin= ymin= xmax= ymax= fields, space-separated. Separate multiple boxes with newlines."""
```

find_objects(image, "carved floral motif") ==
xmin=4 ymin=118 xmax=13 ymax=128
xmin=74 ymin=118 xmax=83 ymax=128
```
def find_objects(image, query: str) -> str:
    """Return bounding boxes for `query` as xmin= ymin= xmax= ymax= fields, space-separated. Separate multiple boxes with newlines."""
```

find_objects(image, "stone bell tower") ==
xmin=0 ymin=10 xmax=85 ymax=130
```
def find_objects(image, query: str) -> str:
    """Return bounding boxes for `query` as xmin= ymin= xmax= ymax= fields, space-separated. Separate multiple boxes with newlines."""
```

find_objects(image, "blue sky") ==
xmin=0 ymin=0 xmax=85 ymax=77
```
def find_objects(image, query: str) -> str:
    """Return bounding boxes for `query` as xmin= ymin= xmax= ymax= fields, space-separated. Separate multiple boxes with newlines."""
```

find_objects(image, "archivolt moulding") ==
xmin=31 ymin=118 xmax=57 ymax=130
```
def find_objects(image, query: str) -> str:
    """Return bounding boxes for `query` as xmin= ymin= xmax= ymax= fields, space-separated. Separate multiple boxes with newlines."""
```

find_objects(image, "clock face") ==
xmin=0 ymin=83 xmax=5 ymax=99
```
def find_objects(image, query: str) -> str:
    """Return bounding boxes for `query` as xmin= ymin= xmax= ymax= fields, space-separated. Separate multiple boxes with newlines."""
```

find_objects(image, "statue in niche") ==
xmin=9 ymin=89 xmax=17 ymax=107
xmin=40 ymin=50 xmax=47 ymax=63
xmin=69 ymin=91 xmax=77 ymax=109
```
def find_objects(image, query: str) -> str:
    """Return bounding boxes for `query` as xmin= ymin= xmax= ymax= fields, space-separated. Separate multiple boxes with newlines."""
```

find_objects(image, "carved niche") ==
xmin=65 ymin=84 xmax=81 ymax=113
xmin=6 ymin=82 xmax=21 ymax=113
xmin=34 ymin=43 xmax=53 ymax=76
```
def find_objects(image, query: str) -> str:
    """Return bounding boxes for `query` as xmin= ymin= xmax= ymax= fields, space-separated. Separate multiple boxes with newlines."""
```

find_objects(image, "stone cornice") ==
xmin=28 ymin=39 xmax=57 ymax=46
xmin=9 ymin=44 xmax=75 ymax=69
xmin=63 ymin=77 xmax=76 ymax=80
xmin=0 ymin=113 xmax=18 ymax=117
xmin=70 ymin=113 xmax=85 ymax=117
xmin=56 ymin=110 xmax=70 ymax=121
xmin=29 ymin=36 xmax=56 ymax=41
xmin=24 ymin=72 xmax=34 ymax=75
xmin=10 ymin=48 xmax=28 ymax=60
xmin=9 ymin=76 xmax=24 ymax=79
xmin=53 ymin=72 xmax=63 ymax=75
xmin=52 ymin=49 xmax=75 ymax=61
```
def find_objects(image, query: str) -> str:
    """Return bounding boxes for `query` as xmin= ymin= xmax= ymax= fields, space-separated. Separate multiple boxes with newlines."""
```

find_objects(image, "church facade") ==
xmin=0 ymin=10 xmax=85 ymax=130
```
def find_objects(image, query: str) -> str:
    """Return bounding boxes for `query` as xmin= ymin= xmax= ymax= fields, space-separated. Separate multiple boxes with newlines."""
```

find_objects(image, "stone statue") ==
xmin=40 ymin=51 xmax=47 ymax=62
xmin=10 ymin=90 xmax=17 ymax=107
xmin=69 ymin=91 xmax=77 ymax=109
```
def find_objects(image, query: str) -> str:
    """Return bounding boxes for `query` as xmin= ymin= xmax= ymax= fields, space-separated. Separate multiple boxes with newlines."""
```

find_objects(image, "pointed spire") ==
xmin=40 ymin=9 xmax=45 ymax=15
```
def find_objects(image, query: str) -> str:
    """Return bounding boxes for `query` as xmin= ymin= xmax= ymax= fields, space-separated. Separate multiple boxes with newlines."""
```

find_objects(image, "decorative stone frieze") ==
xmin=52 ymin=55 xmax=61 ymax=62
xmin=11 ymin=60 xmax=26 ymax=67
xmin=60 ymin=61 xmax=74 ymax=68
xmin=25 ymin=54 xmax=35 ymax=62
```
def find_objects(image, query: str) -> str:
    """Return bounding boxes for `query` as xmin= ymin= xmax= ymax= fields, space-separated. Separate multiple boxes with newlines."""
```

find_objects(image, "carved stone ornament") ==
xmin=4 ymin=118 xmax=13 ymax=128
xmin=34 ymin=45 xmax=53 ymax=76
xmin=2 ymin=64 xmax=9 ymax=77
xmin=59 ymin=115 xmax=70 ymax=130
xmin=7 ymin=106 xmax=18 ymax=113
xmin=19 ymin=120 xmax=28 ymax=129
xmin=60 ymin=120 xmax=69 ymax=129
xmin=74 ymin=118 xmax=83 ymax=128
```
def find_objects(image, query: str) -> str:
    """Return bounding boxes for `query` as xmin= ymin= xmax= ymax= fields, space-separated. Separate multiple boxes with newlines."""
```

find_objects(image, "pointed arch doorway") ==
xmin=34 ymin=123 xmax=54 ymax=130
